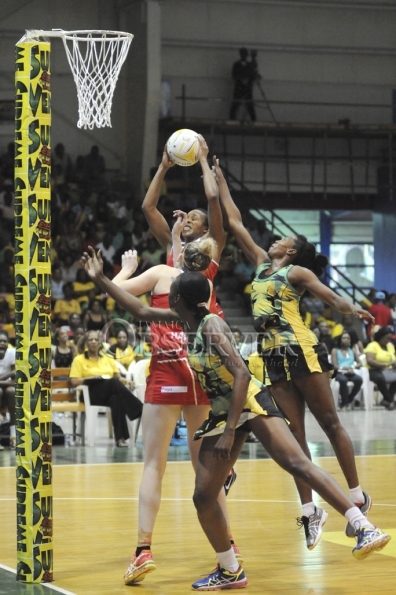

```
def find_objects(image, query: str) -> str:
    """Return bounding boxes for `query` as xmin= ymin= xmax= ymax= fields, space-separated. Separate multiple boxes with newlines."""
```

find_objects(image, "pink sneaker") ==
xmin=124 ymin=549 xmax=156 ymax=584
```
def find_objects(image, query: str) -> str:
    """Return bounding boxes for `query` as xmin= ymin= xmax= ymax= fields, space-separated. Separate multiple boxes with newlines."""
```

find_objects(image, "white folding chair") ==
xmin=130 ymin=359 xmax=150 ymax=443
xmin=75 ymin=384 xmax=113 ymax=447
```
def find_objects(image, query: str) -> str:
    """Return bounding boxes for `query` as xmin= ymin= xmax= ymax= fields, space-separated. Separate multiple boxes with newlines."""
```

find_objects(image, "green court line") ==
xmin=0 ymin=565 xmax=76 ymax=595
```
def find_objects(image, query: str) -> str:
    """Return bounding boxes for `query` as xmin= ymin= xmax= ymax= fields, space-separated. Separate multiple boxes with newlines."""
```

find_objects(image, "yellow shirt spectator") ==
xmin=364 ymin=341 xmax=396 ymax=369
xmin=53 ymin=298 xmax=81 ymax=322
xmin=70 ymin=352 xmax=119 ymax=379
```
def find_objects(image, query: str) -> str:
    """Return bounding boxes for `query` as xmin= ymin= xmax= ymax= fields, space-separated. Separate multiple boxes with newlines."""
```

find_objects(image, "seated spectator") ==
xmin=106 ymin=329 xmax=136 ymax=370
xmin=368 ymin=291 xmax=392 ymax=338
xmin=303 ymin=291 xmax=325 ymax=325
xmin=73 ymin=269 xmax=97 ymax=307
xmin=51 ymin=328 xmax=76 ymax=368
xmin=231 ymin=326 xmax=244 ymax=352
xmin=51 ymin=266 xmax=64 ymax=305
xmin=95 ymin=233 xmax=116 ymax=266
xmin=316 ymin=305 xmax=338 ymax=336
xmin=60 ymin=254 xmax=80 ymax=284
xmin=331 ymin=332 xmax=363 ymax=410
xmin=83 ymin=298 xmax=107 ymax=332
xmin=131 ymin=221 xmax=149 ymax=251
xmin=71 ymin=326 xmax=85 ymax=353
xmin=364 ymin=326 xmax=396 ymax=410
xmin=69 ymin=330 xmax=142 ymax=447
xmin=230 ymin=326 xmax=256 ymax=359
xmin=53 ymin=283 xmax=81 ymax=327
xmin=318 ymin=320 xmax=334 ymax=353
xmin=299 ymin=299 xmax=312 ymax=329
xmin=0 ymin=330 xmax=15 ymax=450
xmin=332 ymin=313 xmax=365 ymax=355
xmin=133 ymin=326 xmax=152 ymax=361
xmin=389 ymin=293 xmax=396 ymax=334
xmin=106 ymin=301 xmax=134 ymax=338
xmin=140 ymin=237 xmax=165 ymax=269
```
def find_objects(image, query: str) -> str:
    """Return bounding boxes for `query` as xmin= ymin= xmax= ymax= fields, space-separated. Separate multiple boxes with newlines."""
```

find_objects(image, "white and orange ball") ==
xmin=166 ymin=129 xmax=199 ymax=166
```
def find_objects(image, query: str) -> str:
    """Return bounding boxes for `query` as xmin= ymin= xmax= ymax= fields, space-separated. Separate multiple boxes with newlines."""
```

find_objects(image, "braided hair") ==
xmin=292 ymin=234 xmax=328 ymax=277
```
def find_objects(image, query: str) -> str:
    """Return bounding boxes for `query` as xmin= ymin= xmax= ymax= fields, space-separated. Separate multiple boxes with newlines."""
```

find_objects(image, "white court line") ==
xmin=0 ymin=451 xmax=395 ymax=471
xmin=0 ymin=563 xmax=77 ymax=595
xmin=0 ymin=496 xmax=395 ymax=506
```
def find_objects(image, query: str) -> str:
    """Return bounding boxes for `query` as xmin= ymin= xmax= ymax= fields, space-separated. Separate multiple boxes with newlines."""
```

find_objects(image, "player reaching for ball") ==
xmin=142 ymin=135 xmax=225 ymax=315
xmin=212 ymin=157 xmax=376 ymax=551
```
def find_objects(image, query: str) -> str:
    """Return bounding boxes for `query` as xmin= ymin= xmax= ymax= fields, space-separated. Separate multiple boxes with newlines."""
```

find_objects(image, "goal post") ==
xmin=15 ymin=37 xmax=53 ymax=583
xmin=14 ymin=28 xmax=133 ymax=583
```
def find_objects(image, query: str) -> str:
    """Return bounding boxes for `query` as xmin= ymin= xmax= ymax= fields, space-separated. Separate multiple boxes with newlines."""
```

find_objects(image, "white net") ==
xmin=58 ymin=30 xmax=133 ymax=129
xmin=25 ymin=29 xmax=133 ymax=129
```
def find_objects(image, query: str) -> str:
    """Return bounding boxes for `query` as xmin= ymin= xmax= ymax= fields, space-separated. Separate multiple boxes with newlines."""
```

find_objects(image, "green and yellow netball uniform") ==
xmin=251 ymin=263 xmax=333 ymax=384
xmin=188 ymin=314 xmax=285 ymax=440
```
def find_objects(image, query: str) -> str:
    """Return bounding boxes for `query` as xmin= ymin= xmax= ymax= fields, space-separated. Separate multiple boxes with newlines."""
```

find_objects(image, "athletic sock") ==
xmin=345 ymin=507 xmax=374 ymax=532
xmin=349 ymin=486 xmax=365 ymax=505
xmin=217 ymin=547 xmax=239 ymax=573
xmin=10 ymin=425 xmax=16 ymax=438
xmin=302 ymin=502 xmax=316 ymax=518
xmin=136 ymin=545 xmax=151 ymax=557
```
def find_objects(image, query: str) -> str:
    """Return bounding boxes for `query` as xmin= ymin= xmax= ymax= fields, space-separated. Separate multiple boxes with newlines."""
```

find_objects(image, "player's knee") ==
xmin=319 ymin=412 xmax=340 ymax=436
xmin=284 ymin=455 xmax=311 ymax=480
xmin=193 ymin=487 xmax=215 ymax=514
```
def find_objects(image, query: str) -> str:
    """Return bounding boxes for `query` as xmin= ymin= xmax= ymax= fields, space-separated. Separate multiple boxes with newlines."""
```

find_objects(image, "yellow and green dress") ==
xmin=188 ymin=314 xmax=285 ymax=440
xmin=251 ymin=263 xmax=333 ymax=385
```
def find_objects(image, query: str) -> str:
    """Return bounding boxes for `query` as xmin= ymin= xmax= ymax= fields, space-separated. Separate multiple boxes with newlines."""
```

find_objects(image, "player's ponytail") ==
xmin=183 ymin=238 xmax=217 ymax=272
xmin=292 ymin=234 xmax=328 ymax=277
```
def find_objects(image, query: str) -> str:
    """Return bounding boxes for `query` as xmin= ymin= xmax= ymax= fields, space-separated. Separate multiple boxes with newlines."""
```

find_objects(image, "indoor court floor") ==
xmin=0 ymin=408 xmax=395 ymax=595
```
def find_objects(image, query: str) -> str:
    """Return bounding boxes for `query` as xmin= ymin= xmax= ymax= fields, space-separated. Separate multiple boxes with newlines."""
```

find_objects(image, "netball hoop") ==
xmin=25 ymin=29 xmax=134 ymax=129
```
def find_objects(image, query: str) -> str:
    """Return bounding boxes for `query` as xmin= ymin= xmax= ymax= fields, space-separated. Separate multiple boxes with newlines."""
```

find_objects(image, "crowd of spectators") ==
xmin=1 ymin=138 xmax=396 ymax=446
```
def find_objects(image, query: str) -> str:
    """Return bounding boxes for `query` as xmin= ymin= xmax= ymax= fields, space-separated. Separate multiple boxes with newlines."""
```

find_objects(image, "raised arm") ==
xmin=81 ymin=249 xmax=179 ymax=324
xmin=112 ymin=250 xmax=139 ymax=286
xmin=197 ymin=137 xmax=226 ymax=260
xmin=213 ymin=157 xmax=268 ymax=268
xmin=142 ymin=148 xmax=175 ymax=253
xmin=171 ymin=210 xmax=188 ymax=266
xmin=288 ymin=266 xmax=375 ymax=322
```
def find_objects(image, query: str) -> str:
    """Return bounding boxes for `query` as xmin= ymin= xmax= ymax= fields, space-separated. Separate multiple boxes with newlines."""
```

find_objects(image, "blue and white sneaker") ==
xmin=352 ymin=527 xmax=391 ymax=560
xmin=191 ymin=565 xmax=247 ymax=590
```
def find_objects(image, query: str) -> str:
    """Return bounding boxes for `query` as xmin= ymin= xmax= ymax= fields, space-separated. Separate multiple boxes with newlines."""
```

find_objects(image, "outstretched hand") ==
xmin=211 ymin=155 xmax=223 ymax=184
xmin=351 ymin=305 xmax=375 ymax=323
xmin=172 ymin=210 xmax=188 ymax=236
xmin=121 ymin=249 xmax=138 ymax=276
xmin=196 ymin=134 xmax=209 ymax=162
xmin=80 ymin=247 xmax=104 ymax=281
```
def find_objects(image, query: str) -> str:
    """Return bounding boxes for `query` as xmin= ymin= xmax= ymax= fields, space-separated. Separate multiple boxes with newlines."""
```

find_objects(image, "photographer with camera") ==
xmin=229 ymin=48 xmax=257 ymax=122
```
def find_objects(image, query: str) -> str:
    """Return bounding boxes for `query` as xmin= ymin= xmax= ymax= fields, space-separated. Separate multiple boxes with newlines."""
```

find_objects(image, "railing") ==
xmin=221 ymin=164 xmax=371 ymax=305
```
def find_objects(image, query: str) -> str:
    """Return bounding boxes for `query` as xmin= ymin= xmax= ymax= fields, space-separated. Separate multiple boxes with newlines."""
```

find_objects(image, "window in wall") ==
xmin=329 ymin=244 xmax=374 ymax=292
